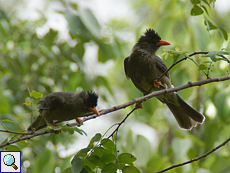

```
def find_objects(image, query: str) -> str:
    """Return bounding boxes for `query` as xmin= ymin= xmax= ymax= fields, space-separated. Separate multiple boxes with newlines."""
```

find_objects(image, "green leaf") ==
xmin=208 ymin=52 xmax=217 ymax=62
xmin=122 ymin=166 xmax=140 ymax=173
xmin=118 ymin=153 xmax=136 ymax=164
xmin=201 ymin=5 xmax=209 ymax=15
xmin=73 ymin=127 xmax=87 ymax=136
xmin=101 ymin=163 xmax=117 ymax=173
xmin=76 ymin=148 xmax=90 ymax=158
xmin=23 ymin=101 xmax=32 ymax=106
xmin=70 ymin=3 xmax=78 ymax=10
xmin=190 ymin=0 xmax=201 ymax=5
xmin=1 ymin=119 xmax=13 ymax=122
xmin=218 ymin=27 xmax=228 ymax=41
xmin=87 ymin=155 xmax=101 ymax=166
xmin=191 ymin=5 xmax=204 ymax=16
xmin=74 ymin=42 xmax=85 ymax=60
xmin=202 ymin=0 xmax=210 ymax=6
xmin=101 ymin=138 xmax=116 ymax=153
xmin=172 ymin=54 xmax=180 ymax=63
xmin=93 ymin=147 xmax=111 ymax=156
xmin=208 ymin=51 xmax=227 ymax=62
xmin=68 ymin=128 xmax=74 ymax=135
xmin=198 ymin=64 xmax=208 ymax=70
xmin=90 ymin=133 xmax=101 ymax=143
xmin=78 ymin=7 xmax=101 ymax=38
xmin=30 ymin=90 xmax=43 ymax=99
xmin=81 ymin=166 xmax=94 ymax=173
xmin=71 ymin=158 xmax=84 ymax=173
xmin=204 ymin=17 xmax=217 ymax=31
xmin=42 ymin=29 xmax=58 ymax=47
xmin=84 ymin=158 xmax=97 ymax=170
xmin=100 ymin=153 xmax=117 ymax=163
xmin=97 ymin=41 xmax=116 ymax=62
xmin=166 ymin=50 xmax=187 ymax=63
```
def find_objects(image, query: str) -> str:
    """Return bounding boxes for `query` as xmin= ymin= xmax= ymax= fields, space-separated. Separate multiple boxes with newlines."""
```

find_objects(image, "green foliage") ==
xmin=189 ymin=0 xmax=228 ymax=40
xmin=71 ymin=134 xmax=139 ymax=172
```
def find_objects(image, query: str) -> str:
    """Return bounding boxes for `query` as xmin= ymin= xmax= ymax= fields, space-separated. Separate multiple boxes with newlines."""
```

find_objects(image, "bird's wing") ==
xmin=37 ymin=94 xmax=65 ymax=110
xmin=124 ymin=56 xmax=130 ymax=79
xmin=155 ymin=56 xmax=170 ymax=80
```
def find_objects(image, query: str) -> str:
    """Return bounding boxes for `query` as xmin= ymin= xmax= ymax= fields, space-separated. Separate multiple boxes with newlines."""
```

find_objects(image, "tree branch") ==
xmin=0 ymin=75 xmax=230 ymax=148
xmin=155 ymin=136 xmax=230 ymax=173
xmin=83 ymin=75 xmax=230 ymax=122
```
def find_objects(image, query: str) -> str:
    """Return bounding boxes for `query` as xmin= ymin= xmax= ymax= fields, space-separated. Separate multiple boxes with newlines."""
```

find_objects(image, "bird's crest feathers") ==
xmin=144 ymin=29 xmax=161 ymax=40
xmin=85 ymin=91 xmax=98 ymax=108
xmin=137 ymin=28 xmax=161 ymax=45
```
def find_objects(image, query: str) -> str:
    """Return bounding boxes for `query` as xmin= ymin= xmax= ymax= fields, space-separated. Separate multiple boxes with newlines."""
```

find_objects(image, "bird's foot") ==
xmin=153 ymin=79 xmax=165 ymax=88
xmin=54 ymin=130 xmax=62 ymax=134
xmin=135 ymin=102 xmax=143 ymax=109
xmin=75 ymin=118 xmax=83 ymax=125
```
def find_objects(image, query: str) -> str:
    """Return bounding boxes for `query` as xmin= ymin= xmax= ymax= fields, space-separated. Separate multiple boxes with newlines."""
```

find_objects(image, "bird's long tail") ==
xmin=165 ymin=94 xmax=205 ymax=130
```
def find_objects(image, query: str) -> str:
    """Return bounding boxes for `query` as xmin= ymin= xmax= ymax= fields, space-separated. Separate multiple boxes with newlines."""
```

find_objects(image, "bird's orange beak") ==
xmin=157 ymin=40 xmax=170 ymax=46
xmin=89 ymin=107 xmax=100 ymax=116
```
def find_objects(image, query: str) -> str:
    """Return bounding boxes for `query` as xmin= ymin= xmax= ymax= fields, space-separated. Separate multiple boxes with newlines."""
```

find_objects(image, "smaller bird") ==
xmin=27 ymin=91 xmax=99 ymax=131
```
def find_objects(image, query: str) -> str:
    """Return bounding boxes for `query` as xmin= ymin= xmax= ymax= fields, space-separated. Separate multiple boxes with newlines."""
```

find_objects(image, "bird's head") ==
xmin=136 ymin=28 xmax=170 ymax=53
xmin=85 ymin=91 xmax=100 ymax=116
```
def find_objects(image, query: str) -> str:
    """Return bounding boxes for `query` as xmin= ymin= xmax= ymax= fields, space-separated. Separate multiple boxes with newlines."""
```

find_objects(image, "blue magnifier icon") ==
xmin=3 ymin=154 xmax=18 ymax=170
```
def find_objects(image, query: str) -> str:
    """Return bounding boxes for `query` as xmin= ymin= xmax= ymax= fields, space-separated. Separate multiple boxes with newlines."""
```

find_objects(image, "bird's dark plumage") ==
xmin=27 ymin=91 xmax=99 ymax=131
xmin=124 ymin=28 xmax=205 ymax=130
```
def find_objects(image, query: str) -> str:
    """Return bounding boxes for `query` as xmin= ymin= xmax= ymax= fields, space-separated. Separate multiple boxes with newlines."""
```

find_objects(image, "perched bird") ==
xmin=27 ymin=91 xmax=99 ymax=131
xmin=124 ymin=29 xmax=205 ymax=130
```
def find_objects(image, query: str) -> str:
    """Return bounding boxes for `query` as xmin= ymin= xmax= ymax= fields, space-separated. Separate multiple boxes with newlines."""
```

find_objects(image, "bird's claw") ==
xmin=153 ymin=79 xmax=165 ymax=88
xmin=54 ymin=130 xmax=61 ymax=134
xmin=135 ymin=102 xmax=143 ymax=109
xmin=75 ymin=118 xmax=83 ymax=125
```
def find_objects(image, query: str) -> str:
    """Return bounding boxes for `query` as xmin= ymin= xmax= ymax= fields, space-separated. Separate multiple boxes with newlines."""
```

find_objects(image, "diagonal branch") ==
xmin=155 ymin=136 xmax=230 ymax=173
xmin=158 ymin=51 xmax=230 ymax=81
xmin=0 ymin=75 xmax=230 ymax=148
xmin=82 ymin=75 xmax=230 ymax=122
xmin=158 ymin=51 xmax=209 ymax=81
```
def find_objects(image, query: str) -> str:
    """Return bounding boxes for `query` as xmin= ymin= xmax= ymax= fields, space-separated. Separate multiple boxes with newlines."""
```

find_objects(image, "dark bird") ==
xmin=27 ymin=91 xmax=99 ymax=131
xmin=124 ymin=29 xmax=205 ymax=130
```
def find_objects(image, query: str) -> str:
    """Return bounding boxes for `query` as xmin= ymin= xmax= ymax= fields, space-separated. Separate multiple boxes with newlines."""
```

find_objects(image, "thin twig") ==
xmin=206 ymin=61 xmax=213 ymax=78
xmin=108 ymin=108 xmax=137 ymax=139
xmin=0 ymin=130 xmax=33 ymax=135
xmin=218 ymin=54 xmax=230 ymax=63
xmin=157 ymin=51 xmax=209 ymax=81
xmin=155 ymin=136 xmax=230 ymax=173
